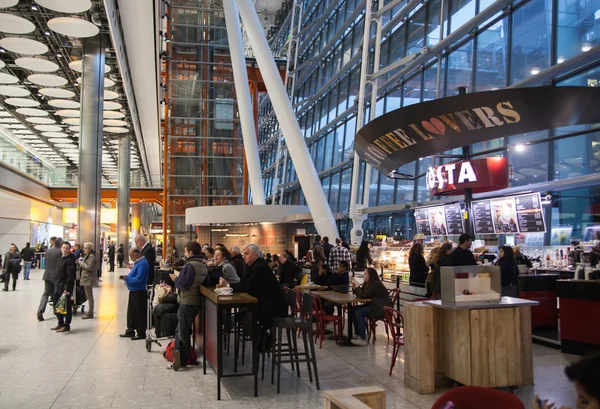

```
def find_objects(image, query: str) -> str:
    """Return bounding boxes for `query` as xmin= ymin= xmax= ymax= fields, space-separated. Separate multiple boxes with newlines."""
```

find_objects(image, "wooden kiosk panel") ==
xmin=405 ymin=298 xmax=537 ymax=394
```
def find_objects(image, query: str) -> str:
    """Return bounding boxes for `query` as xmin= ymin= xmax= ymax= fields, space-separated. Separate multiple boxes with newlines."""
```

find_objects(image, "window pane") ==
xmin=329 ymin=172 xmax=341 ymax=211
xmin=475 ymin=18 xmax=508 ymax=91
xmin=550 ymin=187 xmax=600 ymax=242
xmin=339 ymin=167 xmax=352 ymax=213
xmin=344 ymin=116 xmax=356 ymax=161
xmin=388 ymin=26 xmax=406 ymax=66
xmin=386 ymin=87 xmax=402 ymax=112
xmin=509 ymin=131 xmax=548 ymax=186
xmin=395 ymin=162 xmax=417 ymax=203
xmin=324 ymin=131 xmax=334 ymax=170
xmin=450 ymin=0 xmax=475 ymax=33
xmin=378 ymin=173 xmax=395 ymax=205
xmin=333 ymin=124 xmax=344 ymax=166
xmin=510 ymin=0 xmax=553 ymax=84
xmin=407 ymin=7 xmax=426 ymax=55
xmin=315 ymin=138 xmax=325 ymax=172
xmin=416 ymin=157 xmax=435 ymax=202
xmin=554 ymin=127 xmax=600 ymax=179
xmin=368 ymin=169 xmax=379 ymax=207
xmin=446 ymin=40 xmax=474 ymax=95
xmin=557 ymin=0 xmax=600 ymax=62
xmin=423 ymin=62 xmax=442 ymax=101
xmin=403 ymin=74 xmax=422 ymax=106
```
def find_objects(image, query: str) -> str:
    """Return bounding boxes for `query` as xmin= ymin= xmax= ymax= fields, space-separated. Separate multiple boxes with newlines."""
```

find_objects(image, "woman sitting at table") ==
xmin=315 ymin=264 xmax=332 ymax=286
xmin=211 ymin=248 xmax=240 ymax=286
xmin=350 ymin=267 xmax=392 ymax=346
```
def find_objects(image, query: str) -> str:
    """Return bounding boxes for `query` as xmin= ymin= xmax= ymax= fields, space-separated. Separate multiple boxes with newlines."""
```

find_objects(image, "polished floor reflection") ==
xmin=0 ymin=266 xmax=579 ymax=409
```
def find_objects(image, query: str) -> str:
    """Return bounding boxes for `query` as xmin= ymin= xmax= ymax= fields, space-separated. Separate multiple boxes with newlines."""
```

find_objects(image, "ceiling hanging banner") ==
xmin=354 ymin=87 xmax=600 ymax=177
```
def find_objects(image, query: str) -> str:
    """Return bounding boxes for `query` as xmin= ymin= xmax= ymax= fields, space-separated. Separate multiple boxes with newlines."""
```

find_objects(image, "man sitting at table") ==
xmin=219 ymin=243 xmax=287 ymax=351
xmin=327 ymin=260 xmax=350 ymax=289
xmin=168 ymin=241 xmax=208 ymax=371
xmin=278 ymin=253 xmax=300 ymax=288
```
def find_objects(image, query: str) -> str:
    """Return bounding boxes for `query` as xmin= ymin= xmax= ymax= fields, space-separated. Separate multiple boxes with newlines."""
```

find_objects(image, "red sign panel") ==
xmin=426 ymin=157 xmax=509 ymax=196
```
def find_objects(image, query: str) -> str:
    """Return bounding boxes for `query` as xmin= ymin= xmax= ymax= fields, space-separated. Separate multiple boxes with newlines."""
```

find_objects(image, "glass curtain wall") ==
xmin=166 ymin=0 xmax=244 ymax=247
xmin=257 ymin=0 xmax=600 ymax=240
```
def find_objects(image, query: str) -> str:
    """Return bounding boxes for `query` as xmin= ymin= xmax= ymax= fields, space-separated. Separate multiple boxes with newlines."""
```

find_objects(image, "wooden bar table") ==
xmin=295 ymin=284 xmax=328 ymax=291
xmin=404 ymin=297 xmax=539 ymax=394
xmin=317 ymin=291 xmax=371 ymax=346
xmin=200 ymin=286 xmax=259 ymax=400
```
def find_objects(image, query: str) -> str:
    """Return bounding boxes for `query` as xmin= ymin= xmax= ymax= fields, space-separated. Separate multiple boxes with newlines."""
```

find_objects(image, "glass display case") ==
xmin=373 ymin=243 xmax=437 ymax=283
xmin=440 ymin=265 xmax=501 ymax=303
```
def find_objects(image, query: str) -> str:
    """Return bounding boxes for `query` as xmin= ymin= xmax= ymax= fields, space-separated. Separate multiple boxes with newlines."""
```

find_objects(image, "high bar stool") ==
xmin=271 ymin=292 xmax=320 ymax=393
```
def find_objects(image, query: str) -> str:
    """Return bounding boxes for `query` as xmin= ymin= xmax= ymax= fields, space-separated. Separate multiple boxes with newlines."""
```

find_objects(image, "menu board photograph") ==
xmin=428 ymin=207 xmax=447 ymax=235
xmin=444 ymin=203 xmax=464 ymax=235
xmin=472 ymin=200 xmax=495 ymax=234
xmin=415 ymin=209 xmax=432 ymax=236
xmin=515 ymin=193 xmax=546 ymax=233
xmin=491 ymin=197 xmax=518 ymax=233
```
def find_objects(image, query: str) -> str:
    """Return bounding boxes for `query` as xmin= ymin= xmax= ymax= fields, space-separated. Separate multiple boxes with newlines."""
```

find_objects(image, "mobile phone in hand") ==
xmin=119 ymin=275 xmax=125 ymax=280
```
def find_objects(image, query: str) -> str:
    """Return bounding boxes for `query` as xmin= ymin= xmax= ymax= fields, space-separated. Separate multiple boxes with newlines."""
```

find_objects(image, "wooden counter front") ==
xmin=404 ymin=298 xmax=538 ymax=394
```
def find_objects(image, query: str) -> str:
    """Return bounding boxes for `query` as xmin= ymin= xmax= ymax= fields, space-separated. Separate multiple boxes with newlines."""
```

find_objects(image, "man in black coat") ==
xmin=52 ymin=242 xmax=77 ymax=332
xmin=230 ymin=246 xmax=246 ymax=281
xmin=220 ymin=243 xmax=287 ymax=348
xmin=108 ymin=242 xmax=116 ymax=272
xmin=322 ymin=236 xmax=333 ymax=260
xmin=134 ymin=234 xmax=156 ymax=285
xmin=3 ymin=244 xmax=21 ymax=291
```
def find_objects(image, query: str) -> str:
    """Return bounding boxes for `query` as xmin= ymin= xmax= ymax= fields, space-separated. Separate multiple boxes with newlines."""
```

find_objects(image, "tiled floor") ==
xmin=0 ymin=266 xmax=579 ymax=409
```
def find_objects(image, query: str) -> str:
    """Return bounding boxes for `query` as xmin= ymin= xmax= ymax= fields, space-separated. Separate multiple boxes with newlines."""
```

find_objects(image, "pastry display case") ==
xmin=440 ymin=265 xmax=501 ymax=303
xmin=373 ymin=243 xmax=437 ymax=283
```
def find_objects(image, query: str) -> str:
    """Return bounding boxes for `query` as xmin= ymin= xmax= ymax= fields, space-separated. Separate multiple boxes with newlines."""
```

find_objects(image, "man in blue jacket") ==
xmin=119 ymin=248 xmax=149 ymax=340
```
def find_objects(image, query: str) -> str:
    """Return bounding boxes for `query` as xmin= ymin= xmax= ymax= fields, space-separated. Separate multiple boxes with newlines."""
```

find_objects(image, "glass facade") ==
xmin=258 ymin=0 xmax=600 ymax=242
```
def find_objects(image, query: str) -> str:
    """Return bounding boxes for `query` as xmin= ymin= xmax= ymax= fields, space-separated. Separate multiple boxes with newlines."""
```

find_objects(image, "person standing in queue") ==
xmin=218 ymin=243 xmax=287 ymax=351
xmin=134 ymin=234 xmax=156 ymax=285
xmin=322 ymin=236 xmax=333 ymax=261
xmin=119 ymin=248 xmax=149 ymax=340
xmin=168 ymin=241 xmax=207 ymax=371
xmin=328 ymin=237 xmax=352 ymax=273
xmin=108 ymin=242 xmax=116 ymax=272
xmin=52 ymin=242 xmax=77 ymax=332
xmin=3 ymin=243 xmax=22 ymax=291
xmin=77 ymin=242 xmax=97 ymax=319
xmin=21 ymin=242 xmax=34 ymax=281
xmin=38 ymin=237 xmax=61 ymax=321
xmin=116 ymin=244 xmax=125 ymax=268
xmin=448 ymin=234 xmax=478 ymax=266
xmin=497 ymin=246 xmax=520 ymax=297
xmin=408 ymin=242 xmax=428 ymax=287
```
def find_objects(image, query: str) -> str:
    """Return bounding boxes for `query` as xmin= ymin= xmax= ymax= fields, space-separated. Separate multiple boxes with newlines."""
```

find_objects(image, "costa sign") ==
xmin=354 ymin=87 xmax=600 ymax=177
xmin=426 ymin=157 xmax=509 ymax=196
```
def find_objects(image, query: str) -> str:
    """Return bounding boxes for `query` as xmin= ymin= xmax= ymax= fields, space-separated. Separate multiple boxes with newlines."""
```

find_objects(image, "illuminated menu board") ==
xmin=514 ymin=193 xmax=546 ymax=233
xmin=415 ymin=204 xmax=464 ymax=236
xmin=472 ymin=200 xmax=495 ymax=234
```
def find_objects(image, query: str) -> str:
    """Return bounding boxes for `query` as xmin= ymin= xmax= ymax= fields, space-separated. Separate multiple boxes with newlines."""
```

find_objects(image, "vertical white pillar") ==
xmin=349 ymin=0 xmax=373 ymax=245
xmin=234 ymin=0 xmax=339 ymax=239
xmin=117 ymin=134 xmax=131 ymax=253
xmin=223 ymin=0 xmax=266 ymax=205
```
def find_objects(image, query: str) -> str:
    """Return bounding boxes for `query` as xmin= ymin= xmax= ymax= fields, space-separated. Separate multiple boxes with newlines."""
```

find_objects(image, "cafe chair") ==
xmin=430 ymin=386 xmax=525 ymax=409
xmin=312 ymin=293 xmax=344 ymax=348
xmin=384 ymin=306 xmax=405 ymax=376
xmin=271 ymin=292 xmax=320 ymax=394
xmin=367 ymin=289 xmax=400 ymax=344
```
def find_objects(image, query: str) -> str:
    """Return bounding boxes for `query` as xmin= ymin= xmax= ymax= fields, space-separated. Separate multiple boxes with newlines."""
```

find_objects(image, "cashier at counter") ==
xmin=448 ymin=234 xmax=478 ymax=266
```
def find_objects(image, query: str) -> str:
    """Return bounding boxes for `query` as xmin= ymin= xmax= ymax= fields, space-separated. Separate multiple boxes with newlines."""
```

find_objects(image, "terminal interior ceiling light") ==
xmin=15 ymin=57 xmax=59 ymax=72
xmin=0 ymin=72 xmax=19 ymax=84
xmin=26 ymin=117 xmax=55 ymax=124
xmin=5 ymin=97 xmax=39 ymax=107
xmin=104 ymin=119 xmax=127 ymax=127
xmin=68 ymin=60 xmax=111 ymax=73
xmin=104 ymin=111 xmax=125 ymax=119
xmin=68 ymin=126 xmax=80 ymax=132
xmin=104 ymin=90 xmax=119 ymax=100
xmin=0 ymin=61 xmax=4 ymax=69
xmin=35 ymin=0 xmax=92 ymax=14
xmin=0 ymin=37 xmax=48 ymax=54
xmin=62 ymin=118 xmax=80 ymax=125
xmin=104 ymin=127 xmax=128 ymax=134
xmin=48 ymin=17 xmax=99 ymax=38
xmin=16 ymin=107 xmax=47 ymax=116
xmin=56 ymin=109 xmax=80 ymax=117
xmin=48 ymin=99 xmax=80 ymax=109
xmin=0 ymin=0 xmax=18 ymax=8
xmin=0 ymin=13 xmax=36 ymax=34
xmin=104 ymin=101 xmax=122 ymax=110
xmin=76 ymin=77 xmax=116 ymax=87
xmin=34 ymin=124 xmax=61 ymax=132
xmin=42 ymin=131 xmax=67 ymax=138
xmin=28 ymin=73 xmax=68 ymax=87
xmin=39 ymin=87 xmax=74 ymax=98
xmin=0 ymin=85 xmax=29 ymax=96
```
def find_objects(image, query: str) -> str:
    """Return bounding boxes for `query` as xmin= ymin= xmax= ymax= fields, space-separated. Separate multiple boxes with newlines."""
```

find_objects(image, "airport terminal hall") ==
xmin=1 ymin=0 xmax=600 ymax=408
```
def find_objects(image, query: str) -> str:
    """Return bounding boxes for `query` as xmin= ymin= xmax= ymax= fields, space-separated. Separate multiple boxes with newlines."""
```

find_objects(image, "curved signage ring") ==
xmin=355 ymin=87 xmax=600 ymax=177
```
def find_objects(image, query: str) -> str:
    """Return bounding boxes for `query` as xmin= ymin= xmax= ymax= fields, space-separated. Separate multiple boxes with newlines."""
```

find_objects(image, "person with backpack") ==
xmin=3 ymin=243 xmax=21 ymax=291
xmin=168 ymin=241 xmax=208 ymax=371
xmin=309 ymin=235 xmax=326 ymax=282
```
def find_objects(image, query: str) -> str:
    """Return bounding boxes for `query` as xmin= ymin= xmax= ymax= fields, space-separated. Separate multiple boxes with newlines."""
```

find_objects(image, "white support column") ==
xmin=223 ymin=0 xmax=266 ymax=205
xmin=235 ymin=0 xmax=338 ymax=239
xmin=349 ymin=0 xmax=373 ymax=245
xmin=361 ymin=1 xmax=384 ymax=208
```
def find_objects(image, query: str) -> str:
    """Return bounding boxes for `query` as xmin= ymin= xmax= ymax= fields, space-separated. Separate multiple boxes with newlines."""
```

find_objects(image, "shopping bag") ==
xmin=54 ymin=294 xmax=68 ymax=315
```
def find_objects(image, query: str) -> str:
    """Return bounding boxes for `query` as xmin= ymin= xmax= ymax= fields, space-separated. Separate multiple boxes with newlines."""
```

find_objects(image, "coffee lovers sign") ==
xmin=354 ymin=87 xmax=600 ymax=177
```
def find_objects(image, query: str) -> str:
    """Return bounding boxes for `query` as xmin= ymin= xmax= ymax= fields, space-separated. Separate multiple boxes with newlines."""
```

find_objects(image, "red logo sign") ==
xmin=426 ymin=157 xmax=509 ymax=196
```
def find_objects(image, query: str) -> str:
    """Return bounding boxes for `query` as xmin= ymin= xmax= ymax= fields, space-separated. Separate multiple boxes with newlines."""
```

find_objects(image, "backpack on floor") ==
xmin=163 ymin=340 xmax=198 ymax=365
